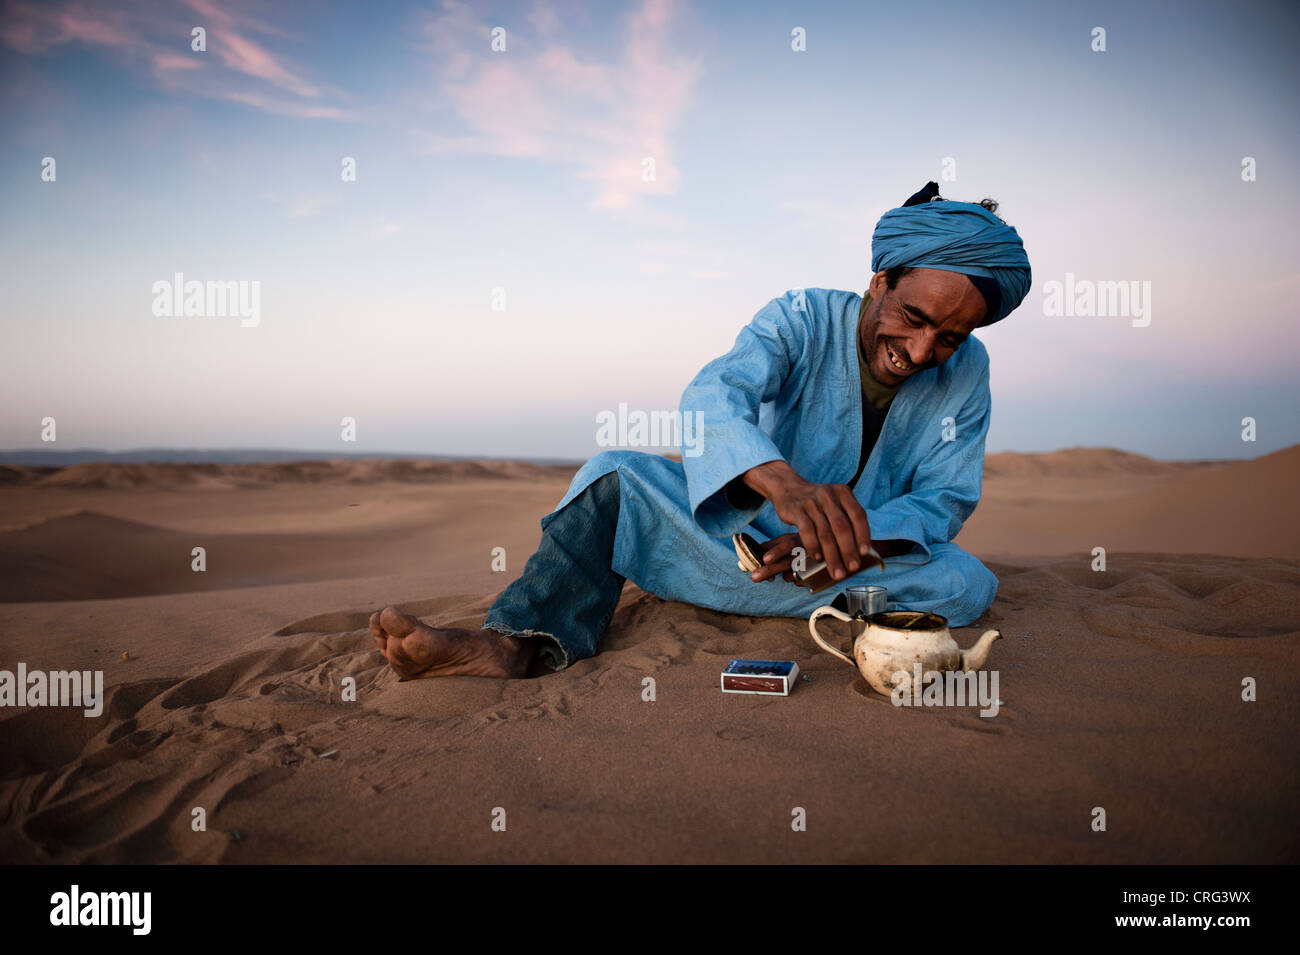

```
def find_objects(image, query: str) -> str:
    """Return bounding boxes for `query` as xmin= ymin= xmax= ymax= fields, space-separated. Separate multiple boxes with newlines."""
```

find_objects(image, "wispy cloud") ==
xmin=183 ymin=0 xmax=320 ymax=97
xmin=0 ymin=0 xmax=344 ymax=119
xmin=151 ymin=52 xmax=201 ymax=73
xmin=259 ymin=192 xmax=335 ymax=219
xmin=368 ymin=217 xmax=410 ymax=240
xmin=414 ymin=0 xmax=701 ymax=210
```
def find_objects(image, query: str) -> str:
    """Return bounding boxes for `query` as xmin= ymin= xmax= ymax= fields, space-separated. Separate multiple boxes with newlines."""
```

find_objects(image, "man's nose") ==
xmin=904 ymin=329 xmax=938 ymax=365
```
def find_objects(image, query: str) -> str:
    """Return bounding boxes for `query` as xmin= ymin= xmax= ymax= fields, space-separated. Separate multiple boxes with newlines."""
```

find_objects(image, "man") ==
xmin=371 ymin=182 xmax=1032 ymax=679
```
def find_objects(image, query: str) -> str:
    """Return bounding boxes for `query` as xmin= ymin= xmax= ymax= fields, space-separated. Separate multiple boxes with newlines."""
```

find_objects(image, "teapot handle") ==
xmin=808 ymin=606 xmax=857 ymax=667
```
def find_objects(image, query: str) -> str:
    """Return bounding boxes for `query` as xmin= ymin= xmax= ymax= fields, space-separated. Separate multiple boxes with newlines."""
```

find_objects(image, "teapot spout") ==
xmin=959 ymin=629 xmax=1002 ymax=671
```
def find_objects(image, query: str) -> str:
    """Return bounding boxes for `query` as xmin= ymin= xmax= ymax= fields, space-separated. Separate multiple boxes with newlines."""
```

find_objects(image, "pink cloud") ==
xmin=1 ymin=0 xmax=340 ymax=119
xmin=215 ymin=31 xmax=319 ymax=96
xmin=183 ymin=0 xmax=319 ymax=97
xmin=221 ymin=90 xmax=344 ymax=120
xmin=0 ymin=1 xmax=128 ymax=52
xmin=152 ymin=52 xmax=200 ymax=73
xmin=416 ymin=0 xmax=701 ymax=211
xmin=54 ymin=8 xmax=134 ymax=47
xmin=369 ymin=218 xmax=408 ymax=240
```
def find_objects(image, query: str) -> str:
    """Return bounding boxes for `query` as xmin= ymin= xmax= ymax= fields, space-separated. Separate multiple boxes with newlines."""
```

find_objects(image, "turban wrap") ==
xmin=870 ymin=181 xmax=1032 ymax=327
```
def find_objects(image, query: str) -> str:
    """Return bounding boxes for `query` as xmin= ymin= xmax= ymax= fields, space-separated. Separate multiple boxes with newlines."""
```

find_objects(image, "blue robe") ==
xmin=540 ymin=287 xmax=998 ymax=627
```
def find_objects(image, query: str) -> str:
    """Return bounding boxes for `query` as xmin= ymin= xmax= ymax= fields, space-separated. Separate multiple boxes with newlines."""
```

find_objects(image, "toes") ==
xmin=369 ymin=611 xmax=387 ymax=650
xmin=385 ymin=642 xmax=410 ymax=675
xmin=379 ymin=606 xmax=420 ymax=638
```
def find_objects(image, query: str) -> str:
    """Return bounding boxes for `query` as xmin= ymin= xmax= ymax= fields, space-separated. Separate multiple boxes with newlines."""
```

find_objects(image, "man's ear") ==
xmin=866 ymin=270 xmax=888 ymax=297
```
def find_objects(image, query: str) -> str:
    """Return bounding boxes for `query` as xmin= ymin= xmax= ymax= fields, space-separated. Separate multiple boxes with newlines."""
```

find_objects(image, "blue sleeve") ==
xmin=679 ymin=290 xmax=812 ymax=537
xmin=866 ymin=348 xmax=991 ymax=564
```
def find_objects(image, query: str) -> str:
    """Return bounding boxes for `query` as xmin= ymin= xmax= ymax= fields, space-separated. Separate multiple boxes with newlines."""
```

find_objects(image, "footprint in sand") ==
xmin=1044 ymin=563 xmax=1145 ymax=591
xmin=272 ymin=596 xmax=465 ymax=636
xmin=715 ymin=726 xmax=756 ymax=740
xmin=944 ymin=707 xmax=1016 ymax=734
xmin=0 ymin=626 xmax=395 ymax=863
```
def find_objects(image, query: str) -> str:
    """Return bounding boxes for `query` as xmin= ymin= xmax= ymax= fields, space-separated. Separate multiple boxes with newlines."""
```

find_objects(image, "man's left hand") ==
xmin=748 ymin=533 xmax=812 ymax=584
xmin=748 ymin=533 xmax=900 ymax=583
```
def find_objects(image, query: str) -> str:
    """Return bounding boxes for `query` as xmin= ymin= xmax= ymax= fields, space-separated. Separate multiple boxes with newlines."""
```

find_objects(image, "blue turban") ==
xmin=871 ymin=182 xmax=1032 ymax=326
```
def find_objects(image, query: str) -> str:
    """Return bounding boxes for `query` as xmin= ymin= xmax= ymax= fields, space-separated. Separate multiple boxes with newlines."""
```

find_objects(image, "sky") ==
xmin=2 ymin=0 xmax=1298 ymax=462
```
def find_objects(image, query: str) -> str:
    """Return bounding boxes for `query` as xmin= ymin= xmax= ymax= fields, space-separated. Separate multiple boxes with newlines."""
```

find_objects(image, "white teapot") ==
xmin=808 ymin=607 xmax=1001 ymax=698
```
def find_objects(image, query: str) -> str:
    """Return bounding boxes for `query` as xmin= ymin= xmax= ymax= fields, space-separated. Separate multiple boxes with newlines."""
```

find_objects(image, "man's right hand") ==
xmin=739 ymin=460 xmax=872 ymax=582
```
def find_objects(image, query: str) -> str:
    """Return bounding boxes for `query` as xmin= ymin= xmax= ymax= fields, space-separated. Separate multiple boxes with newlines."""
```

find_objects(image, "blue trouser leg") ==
xmin=483 ymin=471 xmax=626 ymax=671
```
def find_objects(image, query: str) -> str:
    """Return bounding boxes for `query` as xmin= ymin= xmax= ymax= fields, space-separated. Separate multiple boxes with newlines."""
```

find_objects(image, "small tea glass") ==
xmin=845 ymin=585 xmax=888 ymax=620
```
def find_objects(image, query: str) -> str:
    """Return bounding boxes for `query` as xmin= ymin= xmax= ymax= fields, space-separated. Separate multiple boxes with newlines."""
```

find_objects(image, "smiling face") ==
xmin=859 ymin=268 xmax=987 ymax=384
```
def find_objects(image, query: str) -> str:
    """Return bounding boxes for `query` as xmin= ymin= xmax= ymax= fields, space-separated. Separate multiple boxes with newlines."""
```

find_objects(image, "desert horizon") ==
xmin=0 ymin=442 xmax=1267 ymax=468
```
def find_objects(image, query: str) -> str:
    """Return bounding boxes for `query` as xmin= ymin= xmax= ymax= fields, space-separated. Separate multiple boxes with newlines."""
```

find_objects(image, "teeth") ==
xmin=887 ymin=344 xmax=912 ymax=372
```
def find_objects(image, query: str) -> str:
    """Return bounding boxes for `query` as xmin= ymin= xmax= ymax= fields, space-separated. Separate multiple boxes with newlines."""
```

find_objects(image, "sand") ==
xmin=1 ymin=448 xmax=1298 ymax=863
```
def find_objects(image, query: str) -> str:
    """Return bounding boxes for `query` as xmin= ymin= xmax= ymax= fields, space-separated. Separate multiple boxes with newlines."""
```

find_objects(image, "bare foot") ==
xmin=369 ymin=607 xmax=535 ymax=679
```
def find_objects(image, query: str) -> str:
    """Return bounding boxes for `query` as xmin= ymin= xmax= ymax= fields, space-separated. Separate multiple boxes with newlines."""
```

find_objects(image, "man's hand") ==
xmin=747 ymin=533 xmax=808 ymax=585
xmin=740 ymin=460 xmax=872 ymax=582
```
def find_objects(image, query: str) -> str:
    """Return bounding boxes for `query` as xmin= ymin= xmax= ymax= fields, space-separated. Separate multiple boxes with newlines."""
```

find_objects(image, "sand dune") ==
xmin=0 ymin=466 xmax=58 ymax=487
xmin=965 ymin=444 xmax=1300 ymax=559
xmin=21 ymin=458 xmax=578 ymax=491
xmin=0 ymin=510 xmax=441 ymax=602
xmin=0 ymin=447 xmax=1228 ymax=489
xmin=0 ymin=447 xmax=1297 ymax=863
xmin=981 ymin=446 xmax=1220 ymax=479
xmin=0 ymin=471 xmax=569 ymax=601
